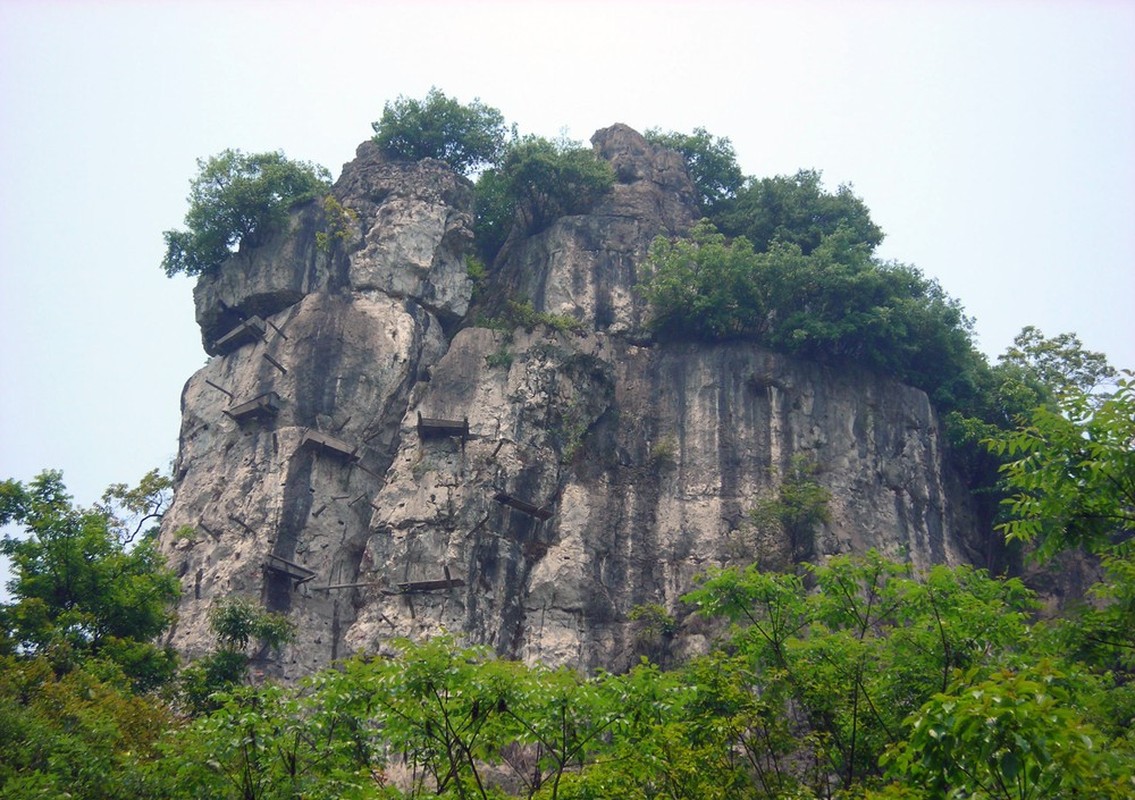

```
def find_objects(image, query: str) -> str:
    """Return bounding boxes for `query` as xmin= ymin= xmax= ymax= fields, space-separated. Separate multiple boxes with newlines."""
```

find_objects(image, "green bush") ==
xmin=474 ymin=135 xmax=615 ymax=261
xmin=161 ymin=149 xmax=330 ymax=277
xmin=645 ymin=126 xmax=745 ymax=214
xmin=372 ymin=87 xmax=509 ymax=175
xmin=715 ymin=168 xmax=883 ymax=255
xmin=639 ymin=220 xmax=983 ymax=411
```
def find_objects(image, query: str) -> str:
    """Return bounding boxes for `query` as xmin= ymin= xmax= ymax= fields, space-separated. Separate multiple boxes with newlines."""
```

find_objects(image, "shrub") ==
xmin=161 ymin=149 xmax=330 ymax=277
xmin=372 ymin=87 xmax=509 ymax=175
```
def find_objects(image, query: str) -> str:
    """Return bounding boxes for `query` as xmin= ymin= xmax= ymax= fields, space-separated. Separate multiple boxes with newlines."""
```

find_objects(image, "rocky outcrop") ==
xmin=489 ymin=124 xmax=698 ymax=336
xmin=159 ymin=126 xmax=985 ymax=679
xmin=193 ymin=144 xmax=473 ymax=352
xmin=341 ymin=328 xmax=979 ymax=671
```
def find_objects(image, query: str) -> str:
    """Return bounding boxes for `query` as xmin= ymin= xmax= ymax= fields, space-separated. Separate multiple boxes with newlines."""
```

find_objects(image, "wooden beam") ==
xmin=262 ymin=353 xmax=287 ymax=374
xmin=205 ymin=379 xmax=234 ymax=400
xmin=417 ymin=411 xmax=470 ymax=441
xmin=494 ymin=491 xmax=553 ymax=520
xmin=393 ymin=576 xmax=466 ymax=594
xmin=263 ymin=553 xmax=316 ymax=585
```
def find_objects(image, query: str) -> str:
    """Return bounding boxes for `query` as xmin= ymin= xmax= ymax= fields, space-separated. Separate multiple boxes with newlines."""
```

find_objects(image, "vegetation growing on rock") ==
xmin=115 ymin=95 xmax=1135 ymax=797
xmin=161 ymin=149 xmax=330 ymax=277
xmin=372 ymin=87 xmax=510 ymax=175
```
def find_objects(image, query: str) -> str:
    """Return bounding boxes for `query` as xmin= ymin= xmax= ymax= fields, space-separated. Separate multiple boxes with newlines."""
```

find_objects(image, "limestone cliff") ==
xmin=159 ymin=125 xmax=986 ymax=678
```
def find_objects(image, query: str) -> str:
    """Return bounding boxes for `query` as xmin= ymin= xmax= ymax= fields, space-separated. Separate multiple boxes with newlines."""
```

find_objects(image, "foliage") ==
xmin=471 ymin=165 xmax=515 ymax=263
xmin=998 ymin=325 xmax=1117 ymax=400
xmin=179 ymin=598 xmax=297 ymax=715
xmin=985 ymin=375 xmax=1135 ymax=560
xmin=628 ymin=603 xmax=678 ymax=662
xmin=640 ymin=221 xmax=983 ymax=410
xmin=648 ymin=436 xmax=677 ymax=468
xmin=474 ymin=135 xmax=614 ymax=260
xmin=715 ymin=168 xmax=884 ymax=255
xmin=146 ymin=678 xmax=386 ymax=800
xmin=162 ymin=149 xmax=331 ymax=277
xmin=884 ymin=662 xmax=1131 ymax=799
xmin=1056 ymin=551 xmax=1135 ymax=677
xmin=748 ymin=455 xmax=832 ymax=563
xmin=0 ymin=470 xmax=179 ymax=690
xmin=645 ymin=127 xmax=745 ymax=214
xmin=0 ymin=655 xmax=177 ymax=799
xmin=685 ymin=552 xmax=1039 ymax=795
xmin=952 ymin=326 xmax=1120 ymax=448
xmin=484 ymin=345 xmax=514 ymax=370
xmin=7 ymin=554 xmax=1131 ymax=798
xmin=480 ymin=298 xmax=585 ymax=337
xmin=209 ymin=598 xmax=296 ymax=654
xmin=315 ymin=194 xmax=359 ymax=253
xmin=639 ymin=221 xmax=768 ymax=341
xmin=372 ymin=87 xmax=510 ymax=175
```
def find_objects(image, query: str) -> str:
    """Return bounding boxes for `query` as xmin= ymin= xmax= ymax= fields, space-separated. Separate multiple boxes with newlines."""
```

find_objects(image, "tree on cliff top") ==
xmin=161 ymin=149 xmax=331 ymax=277
xmin=717 ymin=168 xmax=884 ymax=255
xmin=372 ymin=87 xmax=510 ymax=175
xmin=474 ymin=134 xmax=615 ymax=262
xmin=646 ymin=126 xmax=745 ymax=215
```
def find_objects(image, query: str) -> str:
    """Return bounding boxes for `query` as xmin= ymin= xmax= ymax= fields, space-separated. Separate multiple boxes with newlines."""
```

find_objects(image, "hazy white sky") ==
xmin=1 ymin=0 xmax=1132 ymax=510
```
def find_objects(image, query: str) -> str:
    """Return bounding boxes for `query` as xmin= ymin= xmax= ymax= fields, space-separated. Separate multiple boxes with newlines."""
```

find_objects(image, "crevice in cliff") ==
xmin=266 ymin=452 xmax=315 ymax=613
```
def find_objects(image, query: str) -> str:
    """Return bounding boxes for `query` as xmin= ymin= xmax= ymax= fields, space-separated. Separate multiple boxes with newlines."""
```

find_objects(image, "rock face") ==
xmin=159 ymin=127 xmax=985 ymax=678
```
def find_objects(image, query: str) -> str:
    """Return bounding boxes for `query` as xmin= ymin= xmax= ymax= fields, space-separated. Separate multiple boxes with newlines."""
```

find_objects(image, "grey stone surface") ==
xmin=160 ymin=126 xmax=985 ymax=679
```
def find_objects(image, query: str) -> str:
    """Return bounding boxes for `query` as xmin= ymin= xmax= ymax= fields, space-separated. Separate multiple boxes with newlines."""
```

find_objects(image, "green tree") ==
xmin=148 ymin=679 xmax=383 ymax=800
xmin=684 ymin=553 xmax=1036 ymax=796
xmin=475 ymin=135 xmax=614 ymax=257
xmin=885 ymin=663 xmax=1130 ymax=799
xmin=638 ymin=220 xmax=768 ymax=341
xmin=639 ymin=221 xmax=982 ymax=410
xmin=998 ymin=325 xmax=1116 ymax=400
xmin=716 ymin=168 xmax=884 ymax=255
xmin=645 ymin=127 xmax=745 ymax=215
xmin=161 ymin=149 xmax=331 ymax=277
xmin=0 ymin=655 xmax=177 ymax=799
xmin=986 ymin=375 xmax=1135 ymax=560
xmin=372 ymin=87 xmax=510 ymax=175
xmin=472 ymin=164 xmax=517 ymax=263
xmin=0 ymin=470 xmax=179 ymax=690
xmin=179 ymin=598 xmax=296 ymax=714
xmin=747 ymin=455 xmax=832 ymax=564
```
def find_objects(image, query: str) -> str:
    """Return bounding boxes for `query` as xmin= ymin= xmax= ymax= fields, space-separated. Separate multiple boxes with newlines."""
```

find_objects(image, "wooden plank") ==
xmin=205 ymin=379 xmax=234 ymax=400
xmin=494 ymin=491 xmax=553 ymax=520
xmin=417 ymin=411 xmax=469 ymax=440
xmin=225 ymin=391 xmax=282 ymax=422
xmin=214 ymin=316 xmax=266 ymax=354
xmin=263 ymin=553 xmax=316 ymax=584
xmin=300 ymin=430 xmax=358 ymax=462
xmin=264 ymin=317 xmax=288 ymax=340
xmin=395 ymin=576 xmax=466 ymax=594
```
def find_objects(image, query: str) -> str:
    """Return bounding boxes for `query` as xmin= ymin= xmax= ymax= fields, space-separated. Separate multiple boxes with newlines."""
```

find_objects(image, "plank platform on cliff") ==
xmin=416 ymin=412 xmax=469 ymax=441
xmin=493 ymin=491 xmax=553 ymax=520
xmin=225 ymin=391 xmax=282 ymax=423
xmin=263 ymin=553 xmax=316 ymax=586
xmin=391 ymin=565 xmax=465 ymax=594
xmin=213 ymin=316 xmax=266 ymax=354
xmin=300 ymin=430 xmax=359 ymax=462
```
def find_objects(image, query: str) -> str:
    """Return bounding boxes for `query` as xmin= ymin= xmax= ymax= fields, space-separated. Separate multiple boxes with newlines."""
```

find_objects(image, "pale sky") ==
xmin=1 ymin=0 xmax=1133 ymax=513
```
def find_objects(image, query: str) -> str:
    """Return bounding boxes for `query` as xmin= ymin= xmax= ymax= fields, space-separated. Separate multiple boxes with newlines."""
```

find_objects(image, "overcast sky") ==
xmin=1 ymin=0 xmax=1132 ymax=513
